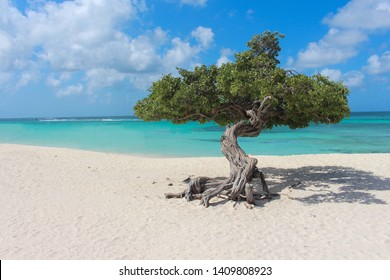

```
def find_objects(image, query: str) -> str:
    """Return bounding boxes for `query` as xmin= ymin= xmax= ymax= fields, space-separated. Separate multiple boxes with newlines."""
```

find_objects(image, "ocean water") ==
xmin=0 ymin=112 xmax=390 ymax=157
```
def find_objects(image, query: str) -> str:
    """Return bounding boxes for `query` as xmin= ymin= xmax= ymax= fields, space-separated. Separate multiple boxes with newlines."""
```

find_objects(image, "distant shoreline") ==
xmin=1 ymin=142 xmax=390 ymax=159
xmin=1 ymin=111 xmax=390 ymax=121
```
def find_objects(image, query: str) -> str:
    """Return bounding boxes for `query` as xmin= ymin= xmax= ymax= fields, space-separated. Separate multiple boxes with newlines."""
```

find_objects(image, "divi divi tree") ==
xmin=134 ymin=31 xmax=350 ymax=208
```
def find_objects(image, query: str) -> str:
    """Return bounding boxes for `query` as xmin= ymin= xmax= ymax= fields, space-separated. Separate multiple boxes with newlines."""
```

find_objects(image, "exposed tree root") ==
xmin=165 ymin=168 xmax=271 ymax=208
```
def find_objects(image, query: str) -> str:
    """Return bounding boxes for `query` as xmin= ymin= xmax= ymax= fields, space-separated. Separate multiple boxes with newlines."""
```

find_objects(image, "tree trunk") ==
xmin=165 ymin=96 xmax=274 ymax=208
xmin=165 ymin=120 xmax=270 ymax=208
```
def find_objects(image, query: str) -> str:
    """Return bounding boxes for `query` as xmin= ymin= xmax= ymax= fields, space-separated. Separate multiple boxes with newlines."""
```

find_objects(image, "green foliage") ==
xmin=134 ymin=31 xmax=350 ymax=129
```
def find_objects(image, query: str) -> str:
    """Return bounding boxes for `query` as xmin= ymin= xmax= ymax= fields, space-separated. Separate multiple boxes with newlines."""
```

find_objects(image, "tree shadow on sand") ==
xmin=252 ymin=166 xmax=390 ymax=205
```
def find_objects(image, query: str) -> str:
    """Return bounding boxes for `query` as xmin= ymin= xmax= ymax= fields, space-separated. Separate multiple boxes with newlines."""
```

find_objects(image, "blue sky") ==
xmin=1 ymin=0 xmax=390 ymax=118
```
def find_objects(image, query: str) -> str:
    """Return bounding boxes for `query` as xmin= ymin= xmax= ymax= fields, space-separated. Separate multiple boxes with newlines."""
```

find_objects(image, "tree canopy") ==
xmin=134 ymin=31 xmax=350 ymax=130
xmin=134 ymin=31 xmax=351 ymax=208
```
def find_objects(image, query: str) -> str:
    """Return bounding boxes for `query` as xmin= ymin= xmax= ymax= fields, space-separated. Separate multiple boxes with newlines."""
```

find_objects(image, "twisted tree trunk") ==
xmin=165 ymin=97 xmax=272 ymax=208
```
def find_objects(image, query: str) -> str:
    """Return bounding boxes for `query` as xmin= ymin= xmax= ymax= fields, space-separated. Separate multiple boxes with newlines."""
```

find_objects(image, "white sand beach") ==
xmin=0 ymin=143 xmax=389 ymax=259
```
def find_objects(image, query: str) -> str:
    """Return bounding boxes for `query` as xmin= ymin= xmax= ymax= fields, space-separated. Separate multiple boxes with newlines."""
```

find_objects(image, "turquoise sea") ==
xmin=0 ymin=112 xmax=390 ymax=157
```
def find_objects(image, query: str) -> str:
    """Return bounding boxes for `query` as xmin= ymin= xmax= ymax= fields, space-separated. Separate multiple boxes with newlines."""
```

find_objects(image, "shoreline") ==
xmin=2 ymin=142 xmax=390 ymax=159
xmin=1 ymin=144 xmax=390 ymax=259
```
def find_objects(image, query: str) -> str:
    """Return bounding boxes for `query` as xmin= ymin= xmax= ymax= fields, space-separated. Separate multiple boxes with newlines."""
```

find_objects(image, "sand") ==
xmin=0 ymin=143 xmax=389 ymax=259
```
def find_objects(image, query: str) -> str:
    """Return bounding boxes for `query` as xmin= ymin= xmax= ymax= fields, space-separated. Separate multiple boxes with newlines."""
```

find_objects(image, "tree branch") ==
xmin=285 ymin=69 xmax=300 ymax=76
xmin=258 ymin=96 xmax=272 ymax=113
xmin=211 ymin=103 xmax=248 ymax=119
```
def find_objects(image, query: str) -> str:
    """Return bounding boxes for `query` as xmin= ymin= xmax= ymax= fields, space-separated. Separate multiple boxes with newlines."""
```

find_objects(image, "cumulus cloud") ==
xmin=86 ymin=68 xmax=127 ymax=94
xmin=164 ymin=38 xmax=197 ymax=68
xmin=295 ymin=0 xmax=390 ymax=69
xmin=324 ymin=0 xmax=390 ymax=30
xmin=26 ymin=0 xmax=145 ymax=72
xmin=296 ymin=28 xmax=367 ymax=68
xmin=217 ymin=48 xmax=233 ymax=66
xmin=56 ymin=84 xmax=84 ymax=97
xmin=364 ymin=51 xmax=390 ymax=74
xmin=0 ymin=0 xmax=214 ymax=97
xmin=320 ymin=68 xmax=364 ymax=88
xmin=46 ymin=76 xmax=61 ymax=88
xmin=163 ymin=27 xmax=214 ymax=69
xmin=320 ymin=68 xmax=342 ymax=81
xmin=45 ymin=72 xmax=73 ymax=88
xmin=191 ymin=26 xmax=214 ymax=49
xmin=0 ymin=0 xmax=141 ymax=86
xmin=16 ymin=72 xmax=38 ymax=88
xmin=343 ymin=70 xmax=365 ymax=87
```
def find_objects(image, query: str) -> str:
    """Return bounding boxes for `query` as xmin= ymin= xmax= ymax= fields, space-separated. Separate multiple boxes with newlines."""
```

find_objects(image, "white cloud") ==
xmin=16 ymin=72 xmax=37 ymax=88
xmin=46 ymin=76 xmax=61 ymax=88
xmin=128 ymin=73 xmax=162 ymax=90
xmin=324 ymin=0 xmax=390 ymax=30
xmin=191 ymin=26 xmax=214 ymax=49
xmin=163 ymin=27 xmax=214 ymax=70
xmin=364 ymin=51 xmax=390 ymax=74
xmin=164 ymin=38 xmax=198 ymax=68
xmin=320 ymin=68 xmax=364 ymax=88
xmin=86 ymin=68 xmax=126 ymax=94
xmin=56 ymin=84 xmax=84 ymax=97
xmin=0 ymin=0 xmax=143 ymax=89
xmin=343 ymin=70 xmax=364 ymax=87
xmin=296 ymin=28 xmax=367 ymax=68
xmin=320 ymin=68 xmax=342 ymax=81
xmin=217 ymin=48 xmax=233 ymax=66
xmin=45 ymin=72 xmax=73 ymax=88
xmin=0 ymin=71 xmax=12 ymax=85
xmin=0 ymin=0 xmax=214 ymax=96
xmin=297 ymin=42 xmax=353 ymax=68
xmin=0 ymin=31 xmax=13 ymax=70
xmin=179 ymin=0 xmax=207 ymax=7
xmin=25 ymin=0 xmax=140 ymax=71
xmin=323 ymin=28 xmax=367 ymax=47
xmin=295 ymin=0 xmax=390 ymax=69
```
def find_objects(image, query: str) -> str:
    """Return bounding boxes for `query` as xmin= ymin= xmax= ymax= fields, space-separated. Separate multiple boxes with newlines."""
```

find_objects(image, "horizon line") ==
xmin=1 ymin=111 xmax=390 ymax=121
